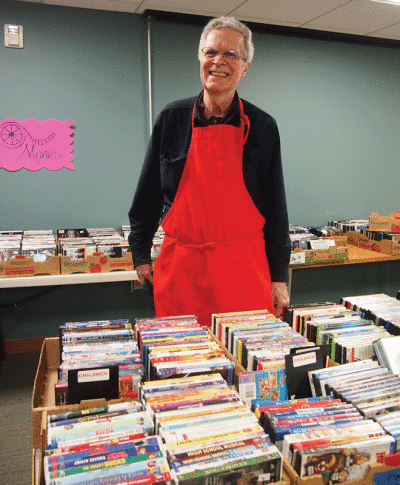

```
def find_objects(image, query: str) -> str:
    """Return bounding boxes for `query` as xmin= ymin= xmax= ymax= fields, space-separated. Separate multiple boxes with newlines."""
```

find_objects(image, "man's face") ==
xmin=199 ymin=28 xmax=251 ymax=98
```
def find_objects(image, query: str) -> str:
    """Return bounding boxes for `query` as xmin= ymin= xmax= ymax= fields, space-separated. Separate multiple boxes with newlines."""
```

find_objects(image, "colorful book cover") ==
xmin=236 ymin=368 xmax=288 ymax=407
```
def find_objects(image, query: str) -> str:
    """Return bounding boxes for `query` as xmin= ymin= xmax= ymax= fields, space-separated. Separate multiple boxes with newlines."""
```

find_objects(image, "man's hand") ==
xmin=135 ymin=263 xmax=153 ymax=285
xmin=271 ymin=281 xmax=290 ymax=318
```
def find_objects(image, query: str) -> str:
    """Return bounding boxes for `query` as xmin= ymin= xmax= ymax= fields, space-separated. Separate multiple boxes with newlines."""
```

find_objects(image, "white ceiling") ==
xmin=18 ymin=0 xmax=400 ymax=41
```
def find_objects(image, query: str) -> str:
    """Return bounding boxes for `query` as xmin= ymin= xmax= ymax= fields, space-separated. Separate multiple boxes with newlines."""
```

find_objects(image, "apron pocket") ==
xmin=160 ymin=150 xmax=187 ymax=199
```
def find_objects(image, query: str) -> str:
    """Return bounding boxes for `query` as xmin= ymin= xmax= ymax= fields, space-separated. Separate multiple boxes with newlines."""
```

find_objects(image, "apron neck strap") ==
xmin=192 ymin=97 xmax=250 ymax=143
xmin=239 ymin=98 xmax=250 ymax=144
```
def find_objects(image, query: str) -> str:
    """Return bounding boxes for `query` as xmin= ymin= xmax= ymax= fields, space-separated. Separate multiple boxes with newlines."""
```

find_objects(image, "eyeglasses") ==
xmin=201 ymin=47 xmax=246 ymax=61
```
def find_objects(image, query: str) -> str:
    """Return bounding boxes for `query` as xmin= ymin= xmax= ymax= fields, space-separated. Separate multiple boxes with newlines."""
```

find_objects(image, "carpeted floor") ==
xmin=0 ymin=352 xmax=40 ymax=485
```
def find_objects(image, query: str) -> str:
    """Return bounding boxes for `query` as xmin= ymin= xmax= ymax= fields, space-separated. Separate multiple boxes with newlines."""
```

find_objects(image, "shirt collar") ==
xmin=194 ymin=91 xmax=241 ymax=127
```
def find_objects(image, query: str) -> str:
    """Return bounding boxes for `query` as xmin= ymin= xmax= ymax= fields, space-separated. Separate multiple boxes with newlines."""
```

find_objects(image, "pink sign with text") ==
xmin=0 ymin=118 xmax=74 ymax=171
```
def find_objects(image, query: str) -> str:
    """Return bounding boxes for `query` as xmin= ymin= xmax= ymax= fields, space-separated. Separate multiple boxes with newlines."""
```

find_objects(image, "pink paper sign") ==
xmin=0 ymin=118 xmax=74 ymax=171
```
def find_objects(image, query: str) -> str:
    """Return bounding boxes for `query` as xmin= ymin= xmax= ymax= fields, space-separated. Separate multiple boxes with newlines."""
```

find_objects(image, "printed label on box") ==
xmin=290 ymin=252 xmax=305 ymax=265
xmin=78 ymin=368 xmax=110 ymax=383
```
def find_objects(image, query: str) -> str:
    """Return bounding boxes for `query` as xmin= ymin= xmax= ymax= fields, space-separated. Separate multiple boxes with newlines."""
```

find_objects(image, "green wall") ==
xmin=0 ymin=2 xmax=148 ymax=230
xmin=1 ymin=2 xmax=399 ymax=231
xmin=0 ymin=2 xmax=399 ymax=340
xmin=149 ymin=20 xmax=400 ymax=226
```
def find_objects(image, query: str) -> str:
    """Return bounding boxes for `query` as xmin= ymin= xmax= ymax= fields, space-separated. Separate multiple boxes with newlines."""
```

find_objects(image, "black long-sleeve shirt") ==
xmin=128 ymin=93 xmax=291 ymax=282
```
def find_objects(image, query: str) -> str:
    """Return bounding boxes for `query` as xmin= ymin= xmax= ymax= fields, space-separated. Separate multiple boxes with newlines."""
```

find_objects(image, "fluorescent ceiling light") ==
xmin=370 ymin=0 xmax=400 ymax=4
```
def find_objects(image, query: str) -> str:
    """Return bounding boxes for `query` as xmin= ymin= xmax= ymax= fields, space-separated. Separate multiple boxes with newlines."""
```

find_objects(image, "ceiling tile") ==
xmin=231 ymin=0 xmax=351 ymax=25
xmin=303 ymin=0 xmax=400 ymax=35
xmin=135 ymin=0 xmax=245 ymax=16
xmin=230 ymin=15 xmax=302 ymax=28
xmin=15 ymin=0 xmax=400 ymax=41
xmin=368 ymin=22 xmax=400 ymax=39
xmin=41 ymin=0 xmax=142 ymax=13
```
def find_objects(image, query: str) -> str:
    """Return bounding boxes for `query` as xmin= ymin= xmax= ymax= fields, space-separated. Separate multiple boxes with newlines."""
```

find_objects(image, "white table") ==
xmin=0 ymin=270 xmax=138 ymax=288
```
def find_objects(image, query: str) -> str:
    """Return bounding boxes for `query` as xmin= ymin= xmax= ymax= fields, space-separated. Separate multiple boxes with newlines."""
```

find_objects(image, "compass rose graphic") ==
xmin=0 ymin=122 xmax=26 ymax=148
xmin=0 ymin=121 xmax=55 ymax=148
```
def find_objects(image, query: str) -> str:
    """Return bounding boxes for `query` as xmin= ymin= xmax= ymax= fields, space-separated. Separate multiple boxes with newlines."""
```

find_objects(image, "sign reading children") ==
xmin=0 ymin=118 xmax=74 ymax=171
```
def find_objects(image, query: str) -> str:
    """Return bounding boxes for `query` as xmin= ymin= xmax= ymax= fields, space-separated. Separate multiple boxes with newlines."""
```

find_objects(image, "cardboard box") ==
xmin=291 ymin=247 xmax=349 ymax=266
xmin=329 ymin=236 xmax=348 ymax=247
xmin=306 ymin=246 xmax=349 ymax=264
xmin=33 ymin=397 xmax=132 ymax=485
xmin=32 ymin=332 xmax=244 ymax=449
xmin=33 ymin=426 xmax=291 ymax=485
xmin=32 ymin=337 xmax=65 ymax=485
xmin=346 ymin=230 xmax=360 ymax=246
xmin=32 ymin=337 xmax=65 ymax=449
xmin=205 ymin=326 xmax=247 ymax=375
xmin=283 ymin=455 xmax=400 ymax=485
xmin=60 ymin=251 xmax=133 ymax=274
xmin=31 ymin=337 xmax=136 ymax=448
xmin=32 ymin=337 xmax=289 ymax=485
xmin=356 ymin=234 xmax=400 ymax=256
xmin=0 ymin=255 xmax=60 ymax=278
xmin=369 ymin=212 xmax=400 ymax=233
xmin=32 ymin=337 xmax=137 ymax=484
xmin=346 ymin=230 xmax=400 ymax=256
xmin=326 ymin=356 xmax=340 ymax=367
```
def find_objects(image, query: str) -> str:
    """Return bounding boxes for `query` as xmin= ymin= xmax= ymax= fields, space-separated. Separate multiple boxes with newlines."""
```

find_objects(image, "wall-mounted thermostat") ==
xmin=4 ymin=24 xmax=23 ymax=48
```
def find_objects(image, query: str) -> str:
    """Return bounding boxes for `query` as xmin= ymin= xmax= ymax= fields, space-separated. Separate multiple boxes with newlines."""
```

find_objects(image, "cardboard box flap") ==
xmin=60 ymin=252 xmax=133 ymax=274
xmin=369 ymin=212 xmax=400 ymax=232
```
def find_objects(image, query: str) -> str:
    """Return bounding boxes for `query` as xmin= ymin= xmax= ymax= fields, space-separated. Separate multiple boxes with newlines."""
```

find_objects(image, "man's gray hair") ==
xmin=198 ymin=16 xmax=254 ymax=63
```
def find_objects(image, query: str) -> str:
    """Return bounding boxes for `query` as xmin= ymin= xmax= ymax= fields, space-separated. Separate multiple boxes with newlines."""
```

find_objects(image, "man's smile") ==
xmin=210 ymin=71 xmax=228 ymax=77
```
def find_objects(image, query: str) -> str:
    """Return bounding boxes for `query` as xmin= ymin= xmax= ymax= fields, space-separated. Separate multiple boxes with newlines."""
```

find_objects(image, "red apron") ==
xmin=153 ymin=99 xmax=274 ymax=327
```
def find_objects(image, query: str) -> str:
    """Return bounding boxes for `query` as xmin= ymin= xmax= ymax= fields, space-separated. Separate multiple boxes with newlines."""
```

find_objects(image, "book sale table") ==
xmin=288 ymin=245 xmax=400 ymax=305
xmin=292 ymin=245 xmax=400 ymax=269
xmin=1 ymin=245 xmax=398 ymax=290
xmin=1 ymin=244 xmax=399 ymax=354
xmin=0 ymin=269 xmax=138 ymax=288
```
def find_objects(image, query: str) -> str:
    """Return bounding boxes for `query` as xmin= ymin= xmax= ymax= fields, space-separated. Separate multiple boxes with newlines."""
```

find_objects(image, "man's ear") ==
xmin=242 ymin=62 xmax=251 ymax=77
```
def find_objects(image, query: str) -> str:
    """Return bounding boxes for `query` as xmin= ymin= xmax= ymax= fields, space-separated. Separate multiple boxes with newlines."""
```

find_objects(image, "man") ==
xmin=129 ymin=16 xmax=291 ymax=326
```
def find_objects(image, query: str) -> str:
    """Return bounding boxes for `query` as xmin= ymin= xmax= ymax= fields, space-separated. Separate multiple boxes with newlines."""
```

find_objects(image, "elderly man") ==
xmin=129 ymin=16 xmax=291 ymax=326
